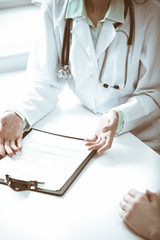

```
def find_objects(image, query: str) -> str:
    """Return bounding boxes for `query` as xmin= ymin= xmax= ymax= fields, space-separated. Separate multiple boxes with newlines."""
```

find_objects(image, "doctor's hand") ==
xmin=119 ymin=189 xmax=160 ymax=240
xmin=85 ymin=110 xmax=119 ymax=155
xmin=0 ymin=112 xmax=23 ymax=158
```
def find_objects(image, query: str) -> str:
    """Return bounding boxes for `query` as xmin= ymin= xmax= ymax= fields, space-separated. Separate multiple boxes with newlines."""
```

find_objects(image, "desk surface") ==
xmin=0 ymin=86 xmax=160 ymax=240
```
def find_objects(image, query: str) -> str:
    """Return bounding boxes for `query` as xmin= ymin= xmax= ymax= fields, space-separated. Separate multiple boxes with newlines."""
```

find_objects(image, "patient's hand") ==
xmin=120 ymin=189 xmax=160 ymax=240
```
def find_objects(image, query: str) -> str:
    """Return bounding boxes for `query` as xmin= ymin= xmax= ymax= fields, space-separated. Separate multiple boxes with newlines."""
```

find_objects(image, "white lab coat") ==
xmin=15 ymin=0 xmax=160 ymax=153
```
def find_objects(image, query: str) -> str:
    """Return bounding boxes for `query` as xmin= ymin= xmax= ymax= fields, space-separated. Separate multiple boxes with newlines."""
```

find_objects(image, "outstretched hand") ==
xmin=85 ymin=110 xmax=119 ymax=155
xmin=0 ymin=112 xmax=24 ymax=158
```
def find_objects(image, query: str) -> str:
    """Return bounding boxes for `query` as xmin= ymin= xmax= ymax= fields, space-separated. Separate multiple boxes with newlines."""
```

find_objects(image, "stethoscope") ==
xmin=58 ymin=0 xmax=134 ymax=90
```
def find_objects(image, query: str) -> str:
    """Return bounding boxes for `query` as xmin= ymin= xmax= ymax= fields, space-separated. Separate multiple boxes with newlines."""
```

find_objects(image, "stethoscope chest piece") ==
xmin=58 ymin=65 xmax=72 ymax=79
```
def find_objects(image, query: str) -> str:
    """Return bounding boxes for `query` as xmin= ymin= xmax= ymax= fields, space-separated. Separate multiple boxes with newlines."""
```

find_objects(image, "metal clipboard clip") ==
xmin=5 ymin=175 xmax=44 ymax=192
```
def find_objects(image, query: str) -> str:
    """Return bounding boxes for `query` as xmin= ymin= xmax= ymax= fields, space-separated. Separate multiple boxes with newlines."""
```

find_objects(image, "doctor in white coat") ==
xmin=0 ymin=0 xmax=160 ymax=157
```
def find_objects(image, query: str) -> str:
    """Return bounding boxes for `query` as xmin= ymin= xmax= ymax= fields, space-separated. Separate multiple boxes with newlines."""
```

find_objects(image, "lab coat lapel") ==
xmin=96 ymin=21 xmax=116 ymax=60
xmin=71 ymin=18 xmax=98 ymax=68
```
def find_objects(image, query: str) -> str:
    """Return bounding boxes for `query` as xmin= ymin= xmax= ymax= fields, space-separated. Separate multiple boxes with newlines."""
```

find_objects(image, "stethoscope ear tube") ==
xmin=128 ymin=0 xmax=134 ymax=45
xmin=58 ymin=18 xmax=72 ymax=79
xmin=61 ymin=18 xmax=72 ymax=67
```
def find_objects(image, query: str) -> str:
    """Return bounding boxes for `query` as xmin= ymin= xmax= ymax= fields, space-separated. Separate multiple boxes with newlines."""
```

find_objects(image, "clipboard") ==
xmin=0 ymin=129 xmax=96 ymax=196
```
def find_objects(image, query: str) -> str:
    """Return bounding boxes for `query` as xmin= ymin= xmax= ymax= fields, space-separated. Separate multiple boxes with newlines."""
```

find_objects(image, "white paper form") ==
xmin=0 ymin=130 xmax=92 ymax=191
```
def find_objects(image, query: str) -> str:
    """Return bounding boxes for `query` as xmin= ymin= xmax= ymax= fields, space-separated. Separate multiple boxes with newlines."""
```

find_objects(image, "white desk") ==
xmin=0 ymin=86 xmax=160 ymax=240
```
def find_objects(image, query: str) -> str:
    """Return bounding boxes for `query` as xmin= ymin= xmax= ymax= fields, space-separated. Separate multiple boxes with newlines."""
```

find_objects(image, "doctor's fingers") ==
xmin=97 ymin=128 xmax=116 ymax=153
xmin=4 ymin=139 xmax=22 ymax=158
xmin=17 ymin=138 xmax=22 ymax=150
xmin=85 ymin=135 xmax=100 ymax=145
xmin=10 ymin=140 xmax=20 ymax=152
xmin=87 ymin=138 xmax=107 ymax=153
xmin=9 ymin=138 xmax=22 ymax=153
xmin=4 ymin=141 xmax=15 ymax=157
xmin=0 ymin=138 xmax=5 ymax=158
xmin=96 ymin=136 xmax=113 ymax=154
xmin=97 ymin=128 xmax=117 ymax=154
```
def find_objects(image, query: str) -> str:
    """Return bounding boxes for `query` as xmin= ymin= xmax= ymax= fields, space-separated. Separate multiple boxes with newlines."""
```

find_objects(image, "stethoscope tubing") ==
xmin=99 ymin=30 xmax=131 ymax=90
xmin=58 ymin=0 xmax=134 ymax=90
